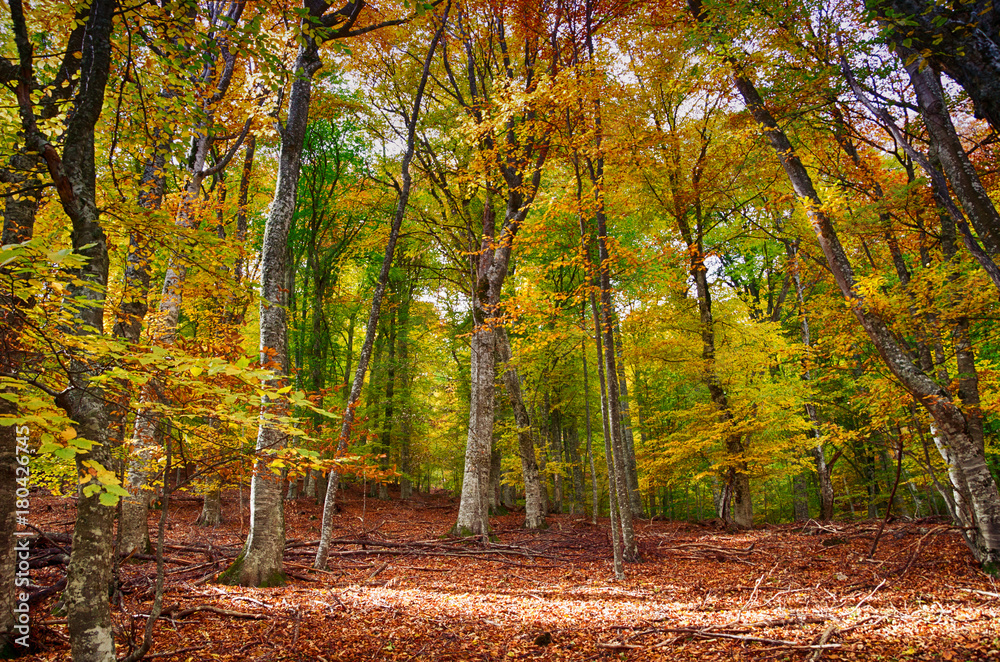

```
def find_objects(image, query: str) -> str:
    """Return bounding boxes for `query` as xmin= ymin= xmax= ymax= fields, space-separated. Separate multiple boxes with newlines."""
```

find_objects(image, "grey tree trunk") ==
xmin=903 ymin=58 xmax=1000 ymax=253
xmin=489 ymin=447 xmax=502 ymax=512
xmin=219 ymin=40 xmax=322 ymax=588
xmin=567 ymin=425 xmax=585 ymax=516
xmin=495 ymin=328 xmax=546 ymax=529
xmin=314 ymin=13 xmax=446 ymax=567
xmin=398 ymin=289 xmax=414 ymax=500
xmin=788 ymin=245 xmax=835 ymax=521
xmin=545 ymin=392 xmax=563 ymax=513
xmin=614 ymin=328 xmax=643 ymax=517
xmin=197 ymin=488 xmax=223 ymax=527
xmin=455 ymin=326 xmax=495 ymax=535
xmin=581 ymin=333 xmax=599 ymax=524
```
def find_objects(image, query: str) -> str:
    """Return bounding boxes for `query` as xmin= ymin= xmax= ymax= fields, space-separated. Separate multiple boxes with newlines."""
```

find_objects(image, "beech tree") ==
xmin=689 ymin=0 xmax=1000 ymax=567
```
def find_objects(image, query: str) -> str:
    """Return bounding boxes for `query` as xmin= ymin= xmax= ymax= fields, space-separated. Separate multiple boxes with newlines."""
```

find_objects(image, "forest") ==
xmin=3 ymin=0 xmax=1000 ymax=660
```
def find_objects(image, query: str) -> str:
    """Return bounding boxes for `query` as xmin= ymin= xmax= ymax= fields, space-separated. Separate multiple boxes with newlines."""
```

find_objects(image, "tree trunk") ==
xmin=398 ymin=288 xmax=414 ymax=500
xmin=614 ymin=327 xmax=643 ymax=517
xmin=545 ymin=391 xmax=563 ymax=514
xmin=792 ymin=474 xmax=810 ymax=522
xmin=876 ymin=0 xmax=1000 ymax=133
xmin=379 ymin=306 xmax=397 ymax=500
xmin=903 ymin=58 xmax=1000 ymax=253
xmin=594 ymin=214 xmax=637 ymax=559
xmin=220 ymin=41 xmax=322 ymax=588
xmin=315 ymin=16 xmax=446 ymax=567
xmin=197 ymin=488 xmax=223 ymax=527
xmin=788 ymin=244 xmax=835 ymax=521
xmin=495 ymin=328 xmax=546 ymax=529
xmin=581 ymin=333 xmax=599 ymax=525
xmin=454 ymin=325 xmax=495 ymax=535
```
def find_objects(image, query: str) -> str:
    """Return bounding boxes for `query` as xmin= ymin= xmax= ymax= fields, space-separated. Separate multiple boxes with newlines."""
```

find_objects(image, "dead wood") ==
xmin=145 ymin=604 xmax=267 ymax=620
xmin=809 ymin=623 xmax=840 ymax=662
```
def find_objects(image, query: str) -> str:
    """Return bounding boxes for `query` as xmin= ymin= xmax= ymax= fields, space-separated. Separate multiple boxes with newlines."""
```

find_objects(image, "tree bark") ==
xmin=581 ymin=332 xmax=599 ymax=525
xmin=902 ymin=57 xmax=1000 ymax=253
xmin=495 ymin=328 xmax=546 ymax=529
xmin=876 ymin=0 xmax=1000 ymax=132
xmin=197 ymin=488 xmax=223 ymax=527
xmin=219 ymin=39 xmax=321 ymax=588
xmin=614 ymin=326 xmax=643 ymax=517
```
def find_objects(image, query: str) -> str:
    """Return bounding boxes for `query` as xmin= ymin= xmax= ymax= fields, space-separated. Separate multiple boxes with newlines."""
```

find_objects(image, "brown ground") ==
xmin=21 ymin=485 xmax=1000 ymax=661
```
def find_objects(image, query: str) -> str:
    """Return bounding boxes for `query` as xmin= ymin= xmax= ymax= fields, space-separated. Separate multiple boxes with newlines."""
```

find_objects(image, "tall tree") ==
xmin=313 ymin=5 xmax=447 ymax=569
xmin=690 ymin=0 xmax=1000 ymax=567
xmin=221 ymin=0 xmax=410 ymax=587
xmin=449 ymin=0 xmax=560 ymax=537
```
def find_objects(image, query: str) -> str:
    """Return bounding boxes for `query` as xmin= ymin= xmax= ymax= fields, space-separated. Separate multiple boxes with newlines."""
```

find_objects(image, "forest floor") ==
xmin=22 ymin=484 xmax=1000 ymax=661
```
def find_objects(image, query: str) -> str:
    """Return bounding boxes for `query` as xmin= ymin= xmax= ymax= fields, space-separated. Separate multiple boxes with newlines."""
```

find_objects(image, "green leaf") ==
xmin=99 ymin=492 xmax=120 ymax=507
xmin=53 ymin=447 xmax=76 ymax=460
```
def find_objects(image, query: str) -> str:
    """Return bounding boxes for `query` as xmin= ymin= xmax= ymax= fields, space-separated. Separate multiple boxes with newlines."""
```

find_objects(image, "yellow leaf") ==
xmin=61 ymin=428 xmax=77 ymax=441
xmin=190 ymin=366 xmax=203 ymax=376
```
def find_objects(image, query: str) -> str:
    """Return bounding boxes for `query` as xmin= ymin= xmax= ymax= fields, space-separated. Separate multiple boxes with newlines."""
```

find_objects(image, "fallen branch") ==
xmin=809 ymin=623 xmax=839 ymax=662
xmin=140 ymin=604 xmax=266 ymax=621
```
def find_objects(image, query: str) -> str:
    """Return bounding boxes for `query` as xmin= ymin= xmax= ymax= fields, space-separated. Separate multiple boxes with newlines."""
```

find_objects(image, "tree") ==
xmin=313 ymin=4 xmax=447 ymax=570
xmin=691 ymin=0 xmax=1000 ymax=567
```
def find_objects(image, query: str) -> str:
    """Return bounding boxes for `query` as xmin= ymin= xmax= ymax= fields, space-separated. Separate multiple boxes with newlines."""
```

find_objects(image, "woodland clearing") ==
xmin=19 ymin=485 xmax=1000 ymax=662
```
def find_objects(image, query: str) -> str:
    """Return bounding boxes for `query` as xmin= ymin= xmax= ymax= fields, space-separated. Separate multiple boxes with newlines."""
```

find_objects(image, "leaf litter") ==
xmin=22 ymin=486 xmax=1000 ymax=661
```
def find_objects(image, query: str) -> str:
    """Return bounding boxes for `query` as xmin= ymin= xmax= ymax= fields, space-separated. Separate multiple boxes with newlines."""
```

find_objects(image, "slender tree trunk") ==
xmin=582 ymin=333 xmax=599 ymax=524
xmin=614 ymin=326 xmax=642 ymax=517
xmin=495 ymin=328 xmax=546 ymax=529
xmin=398 ymin=294 xmax=414 ymax=500
xmin=545 ymin=391 xmax=563 ymax=513
xmin=219 ymin=39 xmax=321 ymax=588
xmin=314 ymin=17 xmax=446 ymax=567
xmin=455 ymin=325 xmax=496 ymax=535
xmin=379 ymin=308 xmax=397 ymax=501
xmin=567 ymin=425 xmax=585 ymax=516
